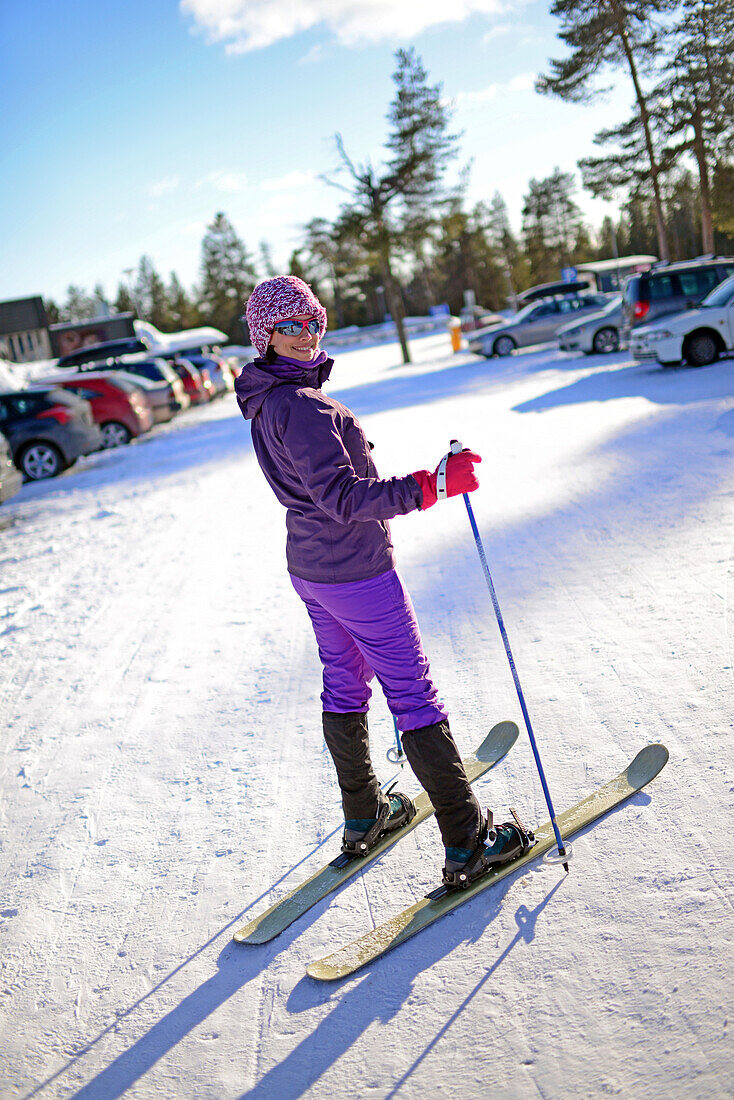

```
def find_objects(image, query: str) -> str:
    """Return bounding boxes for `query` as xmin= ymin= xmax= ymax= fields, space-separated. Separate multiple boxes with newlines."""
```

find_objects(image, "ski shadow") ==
xmin=235 ymin=872 xmax=568 ymax=1100
xmin=27 ymin=825 xmax=341 ymax=1100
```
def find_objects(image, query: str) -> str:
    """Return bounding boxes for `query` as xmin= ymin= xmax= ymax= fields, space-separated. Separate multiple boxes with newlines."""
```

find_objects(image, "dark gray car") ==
xmin=0 ymin=388 xmax=102 ymax=480
xmin=622 ymin=257 xmax=734 ymax=332
xmin=468 ymin=293 xmax=610 ymax=357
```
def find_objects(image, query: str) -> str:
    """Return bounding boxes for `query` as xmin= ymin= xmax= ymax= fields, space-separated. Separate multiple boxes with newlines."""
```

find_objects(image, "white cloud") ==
xmin=182 ymin=220 xmax=209 ymax=235
xmin=260 ymin=170 xmax=317 ymax=192
xmin=507 ymin=72 xmax=535 ymax=92
xmin=298 ymin=43 xmax=325 ymax=65
xmin=194 ymin=170 xmax=249 ymax=192
xmin=181 ymin=0 xmax=506 ymax=54
xmin=453 ymin=71 xmax=536 ymax=109
xmin=147 ymin=176 xmax=181 ymax=198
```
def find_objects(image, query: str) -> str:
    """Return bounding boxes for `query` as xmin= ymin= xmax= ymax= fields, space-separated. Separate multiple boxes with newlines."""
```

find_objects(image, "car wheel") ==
xmin=493 ymin=335 xmax=517 ymax=357
xmin=683 ymin=332 xmax=719 ymax=367
xmin=101 ymin=421 xmax=131 ymax=448
xmin=19 ymin=442 xmax=64 ymax=480
xmin=592 ymin=327 xmax=619 ymax=354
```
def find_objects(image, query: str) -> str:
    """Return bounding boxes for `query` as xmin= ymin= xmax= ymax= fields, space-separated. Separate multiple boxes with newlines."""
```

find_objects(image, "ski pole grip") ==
xmin=437 ymin=440 xmax=465 ymax=499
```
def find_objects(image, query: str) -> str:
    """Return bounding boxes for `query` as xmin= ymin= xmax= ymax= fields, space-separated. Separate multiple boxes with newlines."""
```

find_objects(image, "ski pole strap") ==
xmin=436 ymin=452 xmax=450 ymax=499
xmin=436 ymin=439 xmax=464 ymax=500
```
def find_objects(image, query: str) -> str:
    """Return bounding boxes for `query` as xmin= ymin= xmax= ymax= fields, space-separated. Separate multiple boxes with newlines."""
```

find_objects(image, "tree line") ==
xmin=46 ymin=0 xmax=734 ymax=359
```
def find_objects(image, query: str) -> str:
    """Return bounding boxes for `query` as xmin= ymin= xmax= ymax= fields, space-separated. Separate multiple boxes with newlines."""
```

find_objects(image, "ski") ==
xmin=306 ymin=743 xmax=669 ymax=981
xmin=233 ymin=720 xmax=519 ymax=944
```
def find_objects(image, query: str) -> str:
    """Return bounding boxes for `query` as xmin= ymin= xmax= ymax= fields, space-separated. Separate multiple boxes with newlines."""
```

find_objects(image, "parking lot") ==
xmin=1 ymin=332 xmax=732 ymax=1098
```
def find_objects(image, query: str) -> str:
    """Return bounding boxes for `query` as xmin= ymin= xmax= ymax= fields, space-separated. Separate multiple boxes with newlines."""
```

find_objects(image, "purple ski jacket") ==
xmin=234 ymin=353 xmax=424 ymax=583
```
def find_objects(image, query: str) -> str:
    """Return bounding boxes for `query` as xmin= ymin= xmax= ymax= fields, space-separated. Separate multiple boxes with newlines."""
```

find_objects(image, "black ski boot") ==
xmin=340 ymin=784 xmax=416 ymax=858
xmin=439 ymin=808 xmax=536 ymax=893
xmin=322 ymin=711 xmax=416 ymax=867
xmin=400 ymin=720 xmax=483 ymax=849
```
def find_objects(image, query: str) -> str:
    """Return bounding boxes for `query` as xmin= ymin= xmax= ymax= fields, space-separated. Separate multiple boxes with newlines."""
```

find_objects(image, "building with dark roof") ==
xmin=0 ymin=297 xmax=52 ymax=362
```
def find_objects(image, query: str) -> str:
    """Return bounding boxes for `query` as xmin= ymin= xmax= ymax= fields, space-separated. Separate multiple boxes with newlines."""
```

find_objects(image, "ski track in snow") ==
xmin=0 ymin=335 xmax=732 ymax=1099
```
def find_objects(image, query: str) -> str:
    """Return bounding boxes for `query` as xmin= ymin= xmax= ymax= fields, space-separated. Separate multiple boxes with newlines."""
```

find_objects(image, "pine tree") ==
xmin=486 ymin=193 xmax=526 ymax=304
xmin=537 ymin=0 xmax=676 ymax=259
xmin=114 ymin=283 xmax=135 ymax=316
xmin=653 ymin=0 xmax=734 ymax=252
xmin=61 ymin=285 xmax=98 ymax=323
xmin=259 ymin=240 xmax=277 ymax=278
xmin=329 ymin=48 xmax=458 ymax=362
xmin=135 ymin=256 xmax=169 ymax=330
xmin=167 ymin=273 xmax=194 ymax=330
xmin=577 ymin=103 xmax=672 ymax=246
xmin=521 ymin=169 xmax=587 ymax=282
xmin=199 ymin=212 xmax=257 ymax=341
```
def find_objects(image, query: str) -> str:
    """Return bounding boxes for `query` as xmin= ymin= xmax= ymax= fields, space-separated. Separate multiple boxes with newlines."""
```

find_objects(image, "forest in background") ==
xmin=45 ymin=0 xmax=734 ymax=349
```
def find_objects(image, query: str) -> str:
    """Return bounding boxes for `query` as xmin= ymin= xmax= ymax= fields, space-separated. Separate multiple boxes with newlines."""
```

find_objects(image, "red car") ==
xmin=37 ymin=372 xmax=154 ymax=448
xmin=170 ymin=358 xmax=214 ymax=405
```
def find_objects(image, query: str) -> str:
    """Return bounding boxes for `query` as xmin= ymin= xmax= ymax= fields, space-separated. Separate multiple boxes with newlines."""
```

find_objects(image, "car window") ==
xmin=66 ymin=386 xmax=100 ymax=400
xmin=9 ymin=394 xmax=46 ymax=416
xmin=532 ymin=301 xmax=558 ymax=317
xmin=624 ymin=276 xmax=642 ymax=303
xmin=678 ymin=269 xmax=720 ymax=297
xmin=702 ymin=275 xmax=734 ymax=308
xmin=648 ymin=275 xmax=678 ymax=300
xmin=0 ymin=400 xmax=8 ymax=423
xmin=106 ymin=376 xmax=138 ymax=394
xmin=129 ymin=362 xmax=163 ymax=382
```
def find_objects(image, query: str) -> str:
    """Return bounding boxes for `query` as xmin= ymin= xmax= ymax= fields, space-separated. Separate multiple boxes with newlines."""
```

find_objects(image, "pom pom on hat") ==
xmin=245 ymin=276 xmax=327 ymax=356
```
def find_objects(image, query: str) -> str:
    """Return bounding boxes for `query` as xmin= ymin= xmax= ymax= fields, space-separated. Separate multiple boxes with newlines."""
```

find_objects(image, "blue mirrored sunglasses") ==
xmin=270 ymin=318 xmax=321 ymax=337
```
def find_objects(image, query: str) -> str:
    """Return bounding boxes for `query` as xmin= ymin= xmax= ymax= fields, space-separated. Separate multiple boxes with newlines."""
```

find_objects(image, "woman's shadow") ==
xmin=237 ymin=873 xmax=567 ymax=1100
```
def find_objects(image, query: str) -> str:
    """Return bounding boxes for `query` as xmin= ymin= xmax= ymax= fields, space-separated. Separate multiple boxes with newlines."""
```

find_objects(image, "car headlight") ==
xmin=644 ymin=330 xmax=674 ymax=341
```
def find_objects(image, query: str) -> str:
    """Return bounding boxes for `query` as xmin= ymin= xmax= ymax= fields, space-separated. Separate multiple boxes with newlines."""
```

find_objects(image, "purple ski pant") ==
xmin=290 ymin=569 xmax=448 ymax=732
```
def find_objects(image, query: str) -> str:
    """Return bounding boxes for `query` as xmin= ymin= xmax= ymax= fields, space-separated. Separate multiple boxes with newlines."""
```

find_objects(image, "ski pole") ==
xmin=386 ymin=716 xmax=405 ymax=764
xmin=447 ymin=439 xmax=570 ymax=872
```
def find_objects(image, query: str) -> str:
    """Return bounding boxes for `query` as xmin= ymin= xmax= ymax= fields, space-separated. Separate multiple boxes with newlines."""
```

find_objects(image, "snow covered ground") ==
xmin=1 ymin=334 xmax=732 ymax=1099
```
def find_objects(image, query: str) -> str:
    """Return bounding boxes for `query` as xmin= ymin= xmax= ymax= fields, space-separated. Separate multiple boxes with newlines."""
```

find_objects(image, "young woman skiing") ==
xmin=235 ymin=275 xmax=522 ymax=887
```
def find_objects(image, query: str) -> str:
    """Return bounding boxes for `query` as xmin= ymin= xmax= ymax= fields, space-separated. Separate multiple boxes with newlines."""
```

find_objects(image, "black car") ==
xmin=622 ymin=256 xmax=734 ymax=331
xmin=0 ymin=388 xmax=103 ymax=480
xmin=0 ymin=430 xmax=22 ymax=502
xmin=56 ymin=336 xmax=150 ymax=370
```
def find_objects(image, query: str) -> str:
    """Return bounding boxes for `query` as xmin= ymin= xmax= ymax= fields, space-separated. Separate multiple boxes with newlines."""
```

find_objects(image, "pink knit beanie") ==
xmin=245 ymin=276 xmax=327 ymax=356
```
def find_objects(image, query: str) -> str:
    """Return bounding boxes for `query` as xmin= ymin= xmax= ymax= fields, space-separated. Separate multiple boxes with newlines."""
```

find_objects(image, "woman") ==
xmin=235 ymin=276 xmax=522 ymax=887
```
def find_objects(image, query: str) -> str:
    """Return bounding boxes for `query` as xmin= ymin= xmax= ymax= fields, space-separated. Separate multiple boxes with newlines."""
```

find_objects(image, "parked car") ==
xmin=622 ymin=256 xmax=734 ymax=332
xmin=0 ymin=430 xmax=22 ymax=503
xmin=82 ymin=357 xmax=190 ymax=420
xmin=56 ymin=336 xmax=150 ymax=371
xmin=0 ymin=387 xmax=102 ymax=480
xmin=101 ymin=370 xmax=175 ymax=425
xmin=630 ymin=273 xmax=734 ymax=367
xmin=34 ymin=372 xmax=155 ymax=447
xmin=169 ymin=357 xmax=213 ymax=405
xmin=516 ymin=279 xmax=592 ymax=306
xmin=459 ymin=306 xmax=506 ymax=333
xmin=173 ymin=352 xmax=234 ymax=396
xmin=557 ymin=295 xmax=625 ymax=355
xmin=468 ymin=293 xmax=610 ymax=357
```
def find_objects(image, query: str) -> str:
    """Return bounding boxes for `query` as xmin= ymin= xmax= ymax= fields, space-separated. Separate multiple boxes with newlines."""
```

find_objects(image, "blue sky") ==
xmin=1 ymin=0 xmax=633 ymax=305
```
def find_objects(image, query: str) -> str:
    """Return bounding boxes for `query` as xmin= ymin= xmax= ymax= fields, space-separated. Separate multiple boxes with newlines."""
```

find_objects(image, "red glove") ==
xmin=411 ymin=449 xmax=482 ymax=510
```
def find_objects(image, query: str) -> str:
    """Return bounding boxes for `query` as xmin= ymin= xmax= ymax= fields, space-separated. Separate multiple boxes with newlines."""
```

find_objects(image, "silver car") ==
xmin=556 ymin=295 xmax=624 ymax=355
xmin=468 ymin=293 xmax=610 ymax=357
